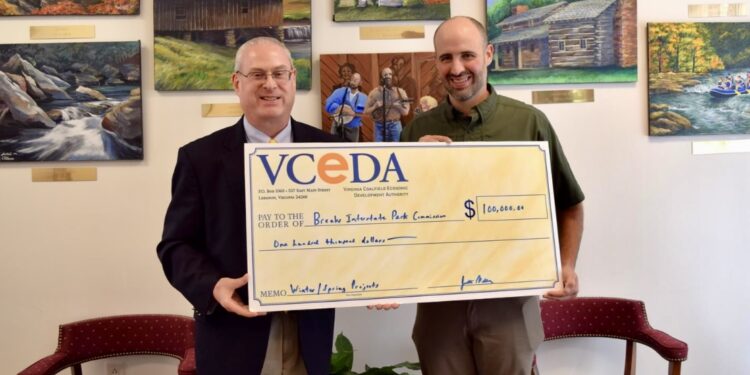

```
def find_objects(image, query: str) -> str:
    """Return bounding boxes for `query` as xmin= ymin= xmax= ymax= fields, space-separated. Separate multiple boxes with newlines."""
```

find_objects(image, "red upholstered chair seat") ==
xmin=18 ymin=314 xmax=196 ymax=375
xmin=535 ymin=297 xmax=688 ymax=375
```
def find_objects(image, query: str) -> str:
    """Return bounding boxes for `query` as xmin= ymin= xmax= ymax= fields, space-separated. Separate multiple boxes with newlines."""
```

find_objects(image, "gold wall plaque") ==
xmin=693 ymin=140 xmax=750 ymax=155
xmin=728 ymin=3 xmax=748 ymax=16
xmin=688 ymin=4 xmax=709 ymax=18
xmin=359 ymin=25 xmax=425 ymax=40
xmin=201 ymin=103 xmax=243 ymax=118
xmin=688 ymin=3 xmax=743 ymax=17
xmin=31 ymin=168 xmax=97 ymax=182
xmin=532 ymin=89 xmax=594 ymax=105
xmin=30 ymin=25 xmax=95 ymax=40
xmin=707 ymin=4 xmax=722 ymax=16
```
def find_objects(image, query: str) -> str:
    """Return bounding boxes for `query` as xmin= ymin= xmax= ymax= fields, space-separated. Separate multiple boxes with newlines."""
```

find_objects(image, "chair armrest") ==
xmin=178 ymin=347 xmax=196 ymax=375
xmin=639 ymin=327 xmax=688 ymax=362
xmin=17 ymin=352 xmax=69 ymax=375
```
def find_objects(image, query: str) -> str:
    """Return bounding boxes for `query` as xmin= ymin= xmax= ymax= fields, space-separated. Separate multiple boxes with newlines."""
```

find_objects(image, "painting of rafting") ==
xmin=648 ymin=22 xmax=750 ymax=136
xmin=0 ymin=42 xmax=142 ymax=161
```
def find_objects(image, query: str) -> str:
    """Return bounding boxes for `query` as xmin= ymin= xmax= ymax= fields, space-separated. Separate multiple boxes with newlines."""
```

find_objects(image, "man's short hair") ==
xmin=434 ymin=16 xmax=488 ymax=48
xmin=234 ymin=37 xmax=293 ymax=72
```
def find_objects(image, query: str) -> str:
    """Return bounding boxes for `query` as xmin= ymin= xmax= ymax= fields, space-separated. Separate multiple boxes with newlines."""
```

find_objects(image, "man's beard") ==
xmin=444 ymin=71 xmax=482 ymax=101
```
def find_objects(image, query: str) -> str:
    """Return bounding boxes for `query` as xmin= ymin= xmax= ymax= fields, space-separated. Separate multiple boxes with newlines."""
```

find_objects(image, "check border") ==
xmin=244 ymin=142 xmax=561 ymax=311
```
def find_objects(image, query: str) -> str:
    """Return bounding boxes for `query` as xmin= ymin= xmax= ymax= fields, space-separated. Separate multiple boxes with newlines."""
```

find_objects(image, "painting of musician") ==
xmin=320 ymin=52 xmax=445 ymax=142
xmin=324 ymin=72 xmax=367 ymax=142
xmin=364 ymin=67 xmax=410 ymax=142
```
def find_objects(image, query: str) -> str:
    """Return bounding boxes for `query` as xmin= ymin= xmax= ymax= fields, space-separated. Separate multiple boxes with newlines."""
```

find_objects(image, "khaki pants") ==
xmin=260 ymin=312 xmax=307 ymax=375
xmin=412 ymin=297 xmax=543 ymax=375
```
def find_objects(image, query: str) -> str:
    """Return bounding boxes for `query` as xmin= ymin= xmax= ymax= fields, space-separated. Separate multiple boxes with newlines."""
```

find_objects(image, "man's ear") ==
xmin=485 ymin=44 xmax=494 ymax=64
xmin=231 ymin=73 xmax=241 ymax=94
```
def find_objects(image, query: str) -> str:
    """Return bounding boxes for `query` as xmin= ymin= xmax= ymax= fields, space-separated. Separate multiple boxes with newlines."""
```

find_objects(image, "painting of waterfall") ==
xmin=154 ymin=0 xmax=312 ymax=91
xmin=0 ymin=41 xmax=142 ymax=162
xmin=648 ymin=23 xmax=750 ymax=136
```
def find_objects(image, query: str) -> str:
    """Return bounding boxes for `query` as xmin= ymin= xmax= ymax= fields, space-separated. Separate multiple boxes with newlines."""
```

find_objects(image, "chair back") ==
xmin=57 ymin=314 xmax=194 ymax=362
xmin=19 ymin=314 xmax=195 ymax=375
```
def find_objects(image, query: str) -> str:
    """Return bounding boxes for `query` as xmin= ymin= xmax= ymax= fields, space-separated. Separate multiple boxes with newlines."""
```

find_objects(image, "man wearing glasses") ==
xmin=157 ymin=37 xmax=337 ymax=375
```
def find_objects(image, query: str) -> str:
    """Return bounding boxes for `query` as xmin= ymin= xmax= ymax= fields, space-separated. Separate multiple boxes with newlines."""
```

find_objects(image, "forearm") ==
xmin=325 ymin=91 xmax=342 ymax=113
xmin=557 ymin=202 xmax=584 ymax=269
xmin=364 ymin=100 xmax=378 ymax=114
xmin=325 ymin=101 xmax=340 ymax=114
xmin=157 ymin=238 xmax=222 ymax=314
xmin=398 ymin=103 xmax=410 ymax=116
xmin=398 ymin=89 xmax=410 ymax=115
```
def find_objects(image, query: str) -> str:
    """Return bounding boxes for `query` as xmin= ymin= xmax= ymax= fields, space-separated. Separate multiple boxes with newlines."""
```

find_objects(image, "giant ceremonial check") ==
xmin=244 ymin=142 xmax=561 ymax=312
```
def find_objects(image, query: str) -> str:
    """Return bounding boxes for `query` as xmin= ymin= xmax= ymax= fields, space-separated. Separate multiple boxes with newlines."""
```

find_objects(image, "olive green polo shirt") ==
xmin=402 ymin=85 xmax=584 ymax=209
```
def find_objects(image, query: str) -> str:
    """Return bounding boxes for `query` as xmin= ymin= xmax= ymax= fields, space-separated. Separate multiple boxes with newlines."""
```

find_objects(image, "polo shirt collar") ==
xmin=443 ymin=84 xmax=498 ymax=126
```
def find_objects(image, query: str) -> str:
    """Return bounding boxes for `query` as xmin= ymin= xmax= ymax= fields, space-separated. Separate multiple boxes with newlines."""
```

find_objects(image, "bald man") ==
xmin=402 ymin=16 xmax=585 ymax=375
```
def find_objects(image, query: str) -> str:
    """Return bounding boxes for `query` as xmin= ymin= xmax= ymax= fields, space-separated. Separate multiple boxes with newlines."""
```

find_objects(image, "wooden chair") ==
xmin=18 ymin=314 xmax=196 ymax=375
xmin=534 ymin=297 xmax=688 ymax=375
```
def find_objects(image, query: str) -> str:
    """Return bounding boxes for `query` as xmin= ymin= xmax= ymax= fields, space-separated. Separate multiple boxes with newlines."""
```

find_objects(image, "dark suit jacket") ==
xmin=157 ymin=118 xmax=339 ymax=375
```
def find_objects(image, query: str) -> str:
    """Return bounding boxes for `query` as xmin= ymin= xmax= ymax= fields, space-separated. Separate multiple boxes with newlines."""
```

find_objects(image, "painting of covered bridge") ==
xmin=154 ymin=0 xmax=311 ymax=91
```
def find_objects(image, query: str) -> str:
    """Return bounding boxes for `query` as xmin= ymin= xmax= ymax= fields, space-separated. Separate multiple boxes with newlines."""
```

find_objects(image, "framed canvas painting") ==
xmin=0 ymin=41 xmax=142 ymax=162
xmin=154 ymin=0 xmax=312 ymax=91
xmin=486 ymin=0 xmax=637 ymax=85
xmin=0 ymin=0 xmax=139 ymax=16
xmin=333 ymin=0 xmax=450 ymax=22
xmin=648 ymin=23 xmax=750 ymax=136
xmin=320 ymin=52 xmax=447 ymax=142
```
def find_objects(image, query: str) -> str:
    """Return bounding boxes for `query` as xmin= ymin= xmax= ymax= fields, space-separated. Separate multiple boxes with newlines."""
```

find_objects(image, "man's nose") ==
xmin=449 ymin=59 xmax=464 ymax=75
xmin=261 ymin=73 xmax=278 ymax=89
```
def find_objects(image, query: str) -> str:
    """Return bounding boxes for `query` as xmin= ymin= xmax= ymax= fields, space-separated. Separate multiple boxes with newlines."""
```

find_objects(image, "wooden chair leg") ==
xmin=668 ymin=361 xmax=681 ymax=375
xmin=624 ymin=340 xmax=636 ymax=375
xmin=71 ymin=364 xmax=82 ymax=375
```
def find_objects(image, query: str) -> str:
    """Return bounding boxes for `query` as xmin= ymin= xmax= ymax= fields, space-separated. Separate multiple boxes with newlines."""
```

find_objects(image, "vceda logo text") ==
xmin=256 ymin=152 xmax=408 ymax=185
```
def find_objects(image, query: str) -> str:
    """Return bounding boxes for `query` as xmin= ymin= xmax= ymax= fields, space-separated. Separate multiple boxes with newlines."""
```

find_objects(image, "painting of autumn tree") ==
xmin=648 ymin=23 xmax=724 ymax=74
xmin=0 ymin=0 xmax=138 ymax=16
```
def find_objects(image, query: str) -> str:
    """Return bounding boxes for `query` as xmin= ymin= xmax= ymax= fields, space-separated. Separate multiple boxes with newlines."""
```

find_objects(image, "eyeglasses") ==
xmin=236 ymin=69 xmax=295 ymax=83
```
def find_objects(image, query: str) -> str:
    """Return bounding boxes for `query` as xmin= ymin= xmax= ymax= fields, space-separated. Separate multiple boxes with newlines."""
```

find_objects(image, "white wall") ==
xmin=2 ymin=1 xmax=748 ymax=374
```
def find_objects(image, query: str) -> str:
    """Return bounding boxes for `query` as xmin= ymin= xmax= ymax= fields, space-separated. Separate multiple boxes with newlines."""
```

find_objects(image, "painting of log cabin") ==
xmin=0 ymin=42 xmax=142 ymax=162
xmin=333 ymin=0 xmax=450 ymax=22
xmin=320 ymin=52 xmax=446 ymax=142
xmin=486 ymin=0 xmax=637 ymax=85
xmin=648 ymin=23 xmax=750 ymax=136
xmin=0 ymin=0 xmax=139 ymax=16
xmin=154 ymin=0 xmax=311 ymax=91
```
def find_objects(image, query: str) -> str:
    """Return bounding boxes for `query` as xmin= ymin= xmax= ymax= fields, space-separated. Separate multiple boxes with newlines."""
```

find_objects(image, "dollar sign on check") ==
xmin=464 ymin=199 xmax=476 ymax=220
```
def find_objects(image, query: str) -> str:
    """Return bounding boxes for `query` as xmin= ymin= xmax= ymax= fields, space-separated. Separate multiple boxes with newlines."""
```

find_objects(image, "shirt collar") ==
xmin=443 ymin=84 xmax=498 ymax=125
xmin=243 ymin=117 xmax=293 ymax=143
